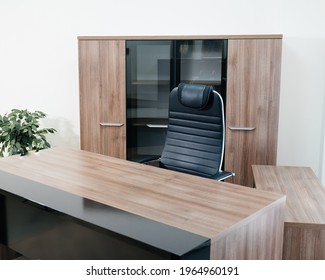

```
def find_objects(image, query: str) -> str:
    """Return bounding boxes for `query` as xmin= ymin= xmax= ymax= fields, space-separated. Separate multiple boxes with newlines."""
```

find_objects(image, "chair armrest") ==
xmin=213 ymin=171 xmax=235 ymax=181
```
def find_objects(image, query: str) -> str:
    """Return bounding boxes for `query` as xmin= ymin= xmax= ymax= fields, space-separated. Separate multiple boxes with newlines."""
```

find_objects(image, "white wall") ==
xmin=1 ymin=0 xmax=325 ymax=183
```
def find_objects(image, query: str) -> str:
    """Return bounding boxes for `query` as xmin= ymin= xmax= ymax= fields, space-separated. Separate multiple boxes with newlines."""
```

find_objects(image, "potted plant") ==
xmin=0 ymin=109 xmax=56 ymax=157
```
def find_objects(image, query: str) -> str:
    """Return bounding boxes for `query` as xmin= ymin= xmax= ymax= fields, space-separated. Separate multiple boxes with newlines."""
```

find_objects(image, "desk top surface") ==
xmin=0 ymin=147 xmax=284 ymax=239
xmin=252 ymin=165 xmax=325 ymax=224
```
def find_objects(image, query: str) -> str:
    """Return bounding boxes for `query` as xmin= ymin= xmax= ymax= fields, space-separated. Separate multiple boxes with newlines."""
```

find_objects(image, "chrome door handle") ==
xmin=228 ymin=126 xmax=256 ymax=131
xmin=146 ymin=124 xmax=168 ymax=128
xmin=99 ymin=122 xmax=124 ymax=127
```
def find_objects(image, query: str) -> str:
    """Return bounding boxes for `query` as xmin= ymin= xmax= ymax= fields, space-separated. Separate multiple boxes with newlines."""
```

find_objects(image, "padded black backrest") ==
xmin=160 ymin=83 xmax=225 ymax=178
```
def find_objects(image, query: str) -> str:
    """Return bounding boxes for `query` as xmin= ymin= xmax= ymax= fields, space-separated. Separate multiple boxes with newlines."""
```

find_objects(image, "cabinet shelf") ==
xmin=181 ymin=56 xmax=222 ymax=60
xmin=131 ymin=80 xmax=221 ymax=86
xmin=180 ymin=80 xmax=222 ymax=86
xmin=131 ymin=80 xmax=170 ymax=86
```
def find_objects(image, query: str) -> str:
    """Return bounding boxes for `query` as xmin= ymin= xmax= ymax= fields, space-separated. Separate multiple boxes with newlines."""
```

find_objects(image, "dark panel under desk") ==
xmin=0 ymin=170 xmax=210 ymax=260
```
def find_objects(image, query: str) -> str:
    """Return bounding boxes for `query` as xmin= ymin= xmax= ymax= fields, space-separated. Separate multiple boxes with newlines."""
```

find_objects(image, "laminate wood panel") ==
xmin=0 ymin=147 xmax=285 ymax=259
xmin=78 ymin=35 xmax=283 ymax=41
xmin=211 ymin=201 xmax=284 ymax=259
xmin=225 ymin=39 xmax=282 ymax=187
xmin=252 ymin=165 xmax=325 ymax=259
xmin=79 ymin=40 xmax=126 ymax=159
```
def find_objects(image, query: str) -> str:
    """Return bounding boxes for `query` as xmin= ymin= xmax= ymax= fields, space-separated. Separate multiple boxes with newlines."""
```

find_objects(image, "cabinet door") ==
xmin=225 ymin=39 xmax=282 ymax=187
xmin=79 ymin=40 xmax=126 ymax=159
xmin=125 ymin=39 xmax=227 ymax=162
xmin=126 ymin=41 xmax=172 ymax=162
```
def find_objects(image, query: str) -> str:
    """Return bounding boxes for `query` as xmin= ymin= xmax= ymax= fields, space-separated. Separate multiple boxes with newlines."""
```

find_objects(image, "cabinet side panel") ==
xmin=225 ymin=39 xmax=282 ymax=187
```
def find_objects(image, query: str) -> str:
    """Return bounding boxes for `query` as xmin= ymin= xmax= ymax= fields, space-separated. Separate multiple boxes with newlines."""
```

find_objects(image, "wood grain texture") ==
xmin=252 ymin=165 xmax=325 ymax=259
xmin=78 ymin=35 xmax=283 ymax=41
xmin=211 ymin=201 xmax=284 ymax=259
xmin=225 ymin=39 xmax=282 ymax=187
xmin=79 ymin=40 xmax=126 ymax=159
xmin=0 ymin=147 xmax=285 ymax=259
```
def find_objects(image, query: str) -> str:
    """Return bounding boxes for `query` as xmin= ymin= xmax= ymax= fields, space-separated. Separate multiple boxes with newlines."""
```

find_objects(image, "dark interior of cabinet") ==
xmin=126 ymin=40 xmax=228 ymax=162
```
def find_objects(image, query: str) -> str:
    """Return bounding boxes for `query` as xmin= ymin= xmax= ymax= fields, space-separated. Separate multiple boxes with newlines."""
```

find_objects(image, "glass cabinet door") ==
xmin=126 ymin=41 xmax=172 ymax=161
xmin=126 ymin=40 xmax=227 ymax=162
xmin=176 ymin=40 xmax=227 ymax=100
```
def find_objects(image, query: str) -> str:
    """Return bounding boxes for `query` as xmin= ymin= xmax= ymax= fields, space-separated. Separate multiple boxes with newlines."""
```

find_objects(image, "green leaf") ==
xmin=0 ymin=109 xmax=56 ymax=156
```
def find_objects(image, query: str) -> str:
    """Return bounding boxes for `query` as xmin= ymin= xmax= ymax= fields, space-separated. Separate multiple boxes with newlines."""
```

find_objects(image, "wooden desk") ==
xmin=252 ymin=165 xmax=325 ymax=259
xmin=0 ymin=147 xmax=285 ymax=259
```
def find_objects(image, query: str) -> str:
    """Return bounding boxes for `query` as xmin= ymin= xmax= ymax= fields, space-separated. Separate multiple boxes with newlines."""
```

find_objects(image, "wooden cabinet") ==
xmin=225 ymin=39 xmax=282 ymax=187
xmin=79 ymin=40 xmax=126 ymax=159
xmin=78 ymin=35 xmax=282 ymax=187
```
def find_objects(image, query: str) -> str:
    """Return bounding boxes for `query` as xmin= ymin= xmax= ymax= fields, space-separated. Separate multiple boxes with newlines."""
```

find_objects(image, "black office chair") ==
xmin=143 ymin=83 xmax=234 ymax=181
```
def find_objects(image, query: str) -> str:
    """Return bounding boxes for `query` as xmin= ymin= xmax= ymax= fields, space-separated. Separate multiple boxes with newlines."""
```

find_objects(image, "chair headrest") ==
xmin=178 ymin=83 xmax=213 ymax=109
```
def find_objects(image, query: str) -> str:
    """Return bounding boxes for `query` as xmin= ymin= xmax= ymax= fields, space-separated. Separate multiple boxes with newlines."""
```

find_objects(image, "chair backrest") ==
xmin=160 ymin=83 xmax=226 ymax=178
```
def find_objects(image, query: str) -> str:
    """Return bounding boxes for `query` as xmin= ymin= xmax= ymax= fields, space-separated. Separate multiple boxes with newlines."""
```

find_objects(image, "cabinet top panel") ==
xmin=78 ymin=34 xmax=283 ymax=41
